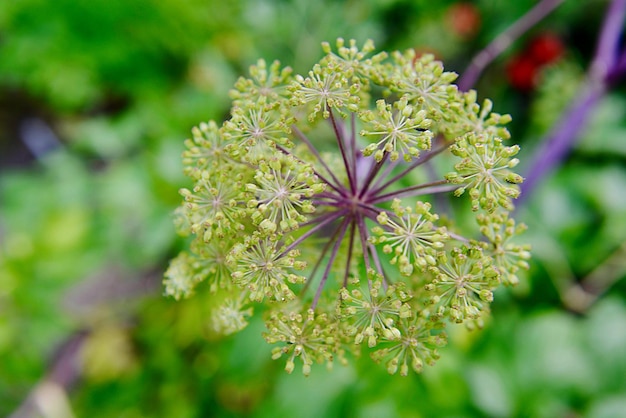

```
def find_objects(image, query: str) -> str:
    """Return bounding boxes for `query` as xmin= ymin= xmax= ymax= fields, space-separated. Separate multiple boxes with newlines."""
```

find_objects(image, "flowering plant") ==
xmin=165 ymin=39 xmax=530 ymax=376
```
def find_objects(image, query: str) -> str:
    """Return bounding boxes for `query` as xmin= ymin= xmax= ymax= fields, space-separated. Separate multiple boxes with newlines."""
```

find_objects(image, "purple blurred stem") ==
xmin=519 ymin=83 xmax=605 ymax=200
xmin=520 ymin=0 xmax=626 ymax=202
xmin=457 ymin=0 xmax=565 ymax=92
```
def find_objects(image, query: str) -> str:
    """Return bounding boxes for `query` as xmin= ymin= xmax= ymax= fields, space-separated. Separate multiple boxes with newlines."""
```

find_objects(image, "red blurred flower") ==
xmin=528 ymin=33 xmax=565 ymax=65
xmin=505 ymin=33 xmax=565 ymax=91
xmin=446 ymin=2 xmax=482 ymax=39
xmin=506 ymin=55 xmax=539 ymax=91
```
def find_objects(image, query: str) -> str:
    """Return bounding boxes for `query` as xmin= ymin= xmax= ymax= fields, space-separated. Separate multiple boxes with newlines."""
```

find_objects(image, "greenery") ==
xmin=1 ymin=0 xmax=625 ymax=417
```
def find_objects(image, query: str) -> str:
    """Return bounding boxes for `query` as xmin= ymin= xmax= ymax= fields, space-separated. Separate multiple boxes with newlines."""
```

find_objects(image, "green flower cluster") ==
xmin=165 ymin=39 xmax=530 ymax=376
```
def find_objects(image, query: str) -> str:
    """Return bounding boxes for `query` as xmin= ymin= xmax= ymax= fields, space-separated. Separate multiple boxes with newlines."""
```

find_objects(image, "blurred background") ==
xmin=1 ymin=0 xmax=626 ymax=417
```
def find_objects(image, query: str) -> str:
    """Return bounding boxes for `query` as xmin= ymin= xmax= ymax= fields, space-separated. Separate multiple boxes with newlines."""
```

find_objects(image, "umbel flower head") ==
xmin=165 ymin=38 xmax=530 ymax=376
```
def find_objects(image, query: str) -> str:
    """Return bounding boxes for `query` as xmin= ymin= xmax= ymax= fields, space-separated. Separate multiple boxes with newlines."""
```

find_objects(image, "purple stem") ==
xmin=359 ymin=152 xmax=389 ymax=198
xmin=369 ymin=180 xmax=452 ymax=204
xmin=355 ymin=212 xmax=372 ymax=275
xmin=350 ymin=113 xmax=358 ymax=183
xmin=593 ymin=0 xmax=626 ymax=75
xmin=291 ymin=125 xmax=347 ymax=196
xmin=607 ymin=48 xmax=626 ymax=83
xmin=280 ymin=209 xmax=347 ymax=256
xmin=368 ymin=240 xmax=387 ymax=288
xmin=357 ymin=201 xmax=383 ymax=217
xmin=370 ymin=157 xmax=400 ymax=193
xmin=520 ymin=0 xmax=626 ymax=201
xmin=520 ymin=85 xmax=606 ymax=199
xmin=458 ymin=0 xmax=565 ymax=91
xmin=301 ymin=216 xmax=346 ymax=296
xmin=315 ymin=190 xmax=344 ymax=201
xmin=312 ymin=199 xmax=344 ymax=208
xmin=367 ymin=142 xmax=451 ymax=197
xmin=299 ymin=207 xmax=344 ymax=227
xmin=424 ymin=159 xmax=452 ymax=215
xmin=311 ymin=216 xmax=350 ymax=309
xmin=276 ymin=144 xmax=342 ymax=196
xmin=448 ymin=231 xmax=471 ymax=243
xmin=343 ymin=219 xmax=357 ymax=287
xmin=329 ymin=108 xmax=357 ymax=193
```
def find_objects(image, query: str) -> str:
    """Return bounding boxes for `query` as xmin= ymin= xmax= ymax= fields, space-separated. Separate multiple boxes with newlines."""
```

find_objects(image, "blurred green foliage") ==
xmin=1 ymin=0 xmax=626 ymax=417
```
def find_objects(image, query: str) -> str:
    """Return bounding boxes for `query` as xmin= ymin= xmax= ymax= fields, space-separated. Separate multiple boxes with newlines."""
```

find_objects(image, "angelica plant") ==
xmin=165 ymin=39 xmax=530 ymax=376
